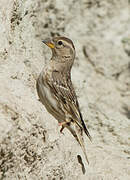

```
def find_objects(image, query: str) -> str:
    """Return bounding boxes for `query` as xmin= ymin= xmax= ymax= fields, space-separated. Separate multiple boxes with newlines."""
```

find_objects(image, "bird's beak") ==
xmin=42 ymin=39 xmax=55 ymax=49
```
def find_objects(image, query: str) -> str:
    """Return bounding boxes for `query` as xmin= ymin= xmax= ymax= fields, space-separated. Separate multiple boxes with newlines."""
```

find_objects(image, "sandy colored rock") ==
xmin=0 ymin=0 xmax=130 ymax=179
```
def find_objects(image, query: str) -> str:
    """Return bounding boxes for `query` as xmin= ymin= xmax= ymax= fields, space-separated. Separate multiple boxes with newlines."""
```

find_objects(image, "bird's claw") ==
xmin=58 ymin=122 xmax=66 ymax=134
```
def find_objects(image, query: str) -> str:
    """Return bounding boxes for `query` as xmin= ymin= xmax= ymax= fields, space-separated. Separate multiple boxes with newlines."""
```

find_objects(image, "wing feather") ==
xmin=47 ymin=70 xmax=91 ymax=141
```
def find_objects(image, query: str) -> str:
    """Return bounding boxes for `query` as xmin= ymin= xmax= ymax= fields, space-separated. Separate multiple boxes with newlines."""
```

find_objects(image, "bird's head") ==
xmin=42 ymin=36 xmax=75 ymax=65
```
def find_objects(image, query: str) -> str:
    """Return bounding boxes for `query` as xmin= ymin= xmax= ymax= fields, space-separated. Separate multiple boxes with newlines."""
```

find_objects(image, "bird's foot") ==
xmin=60 ymin=126 xmax=65 ymax=134
xmin=58 ymin=120 xmax=71 ymax=134
xmin=58 ymin=122 xmax=67 ymax=134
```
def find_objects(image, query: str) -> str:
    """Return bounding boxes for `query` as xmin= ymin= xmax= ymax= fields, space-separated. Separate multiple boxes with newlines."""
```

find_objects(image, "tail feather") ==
xmin=79 ymin=111 xmax=92 ymax=142
xmin=74 ymin=123 xmax=89 ymax=164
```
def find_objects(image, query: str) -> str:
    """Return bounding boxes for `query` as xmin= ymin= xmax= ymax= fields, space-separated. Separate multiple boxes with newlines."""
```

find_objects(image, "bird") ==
xmin=36 ymin=36 xmax=92 ymax=164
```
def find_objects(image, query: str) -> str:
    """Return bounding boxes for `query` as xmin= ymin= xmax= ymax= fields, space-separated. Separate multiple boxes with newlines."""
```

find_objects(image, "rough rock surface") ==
xmin=0 ymin=0 xmax=130 ymax=179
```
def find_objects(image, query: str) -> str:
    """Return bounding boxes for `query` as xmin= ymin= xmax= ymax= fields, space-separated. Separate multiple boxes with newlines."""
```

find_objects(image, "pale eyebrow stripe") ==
xmin=56 ymin=37 xmax=75 ymax=49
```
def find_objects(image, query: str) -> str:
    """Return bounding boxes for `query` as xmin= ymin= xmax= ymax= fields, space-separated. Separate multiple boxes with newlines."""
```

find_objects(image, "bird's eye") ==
xmin=58 ymin=40 xmax=63 ymax=45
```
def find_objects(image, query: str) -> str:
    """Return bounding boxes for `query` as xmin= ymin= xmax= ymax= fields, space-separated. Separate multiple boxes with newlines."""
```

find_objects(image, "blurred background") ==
xmin=0 ymin=0 xmax=130 ymax=179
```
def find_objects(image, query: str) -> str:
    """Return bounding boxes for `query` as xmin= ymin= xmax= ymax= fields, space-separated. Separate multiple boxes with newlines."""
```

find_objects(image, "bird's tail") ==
xmin=74 ymin=123 xmax=89 ymax=164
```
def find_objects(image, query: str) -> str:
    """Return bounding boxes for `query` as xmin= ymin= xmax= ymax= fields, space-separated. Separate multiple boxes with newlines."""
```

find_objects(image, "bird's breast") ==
xmin=39 ymin=70 xmax=57 ymax=108
xmin=37 ymin=69 xmax=65 ymax=122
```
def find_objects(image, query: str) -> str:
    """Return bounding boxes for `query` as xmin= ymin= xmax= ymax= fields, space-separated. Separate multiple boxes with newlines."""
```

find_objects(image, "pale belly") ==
xmin=37 ymin=71 xmax=65 ymax=122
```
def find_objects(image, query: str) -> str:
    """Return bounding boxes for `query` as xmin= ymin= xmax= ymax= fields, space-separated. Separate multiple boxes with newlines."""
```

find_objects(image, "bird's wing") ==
xmin=47 ymin=70 xmax=91 ymax=141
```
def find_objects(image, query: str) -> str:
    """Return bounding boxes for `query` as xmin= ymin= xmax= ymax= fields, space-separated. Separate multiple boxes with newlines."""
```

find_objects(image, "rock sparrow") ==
xmin=36 ymin=36 xmax=91 ymax=164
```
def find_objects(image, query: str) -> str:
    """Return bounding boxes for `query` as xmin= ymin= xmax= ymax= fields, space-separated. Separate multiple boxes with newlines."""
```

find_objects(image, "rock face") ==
xmin=0 ymin=0 xmax=130 ymax=179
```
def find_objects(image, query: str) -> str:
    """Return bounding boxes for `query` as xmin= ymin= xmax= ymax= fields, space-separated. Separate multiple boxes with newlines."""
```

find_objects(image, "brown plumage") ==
xmin=36 ymin=36 xmax=92 ymax=164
